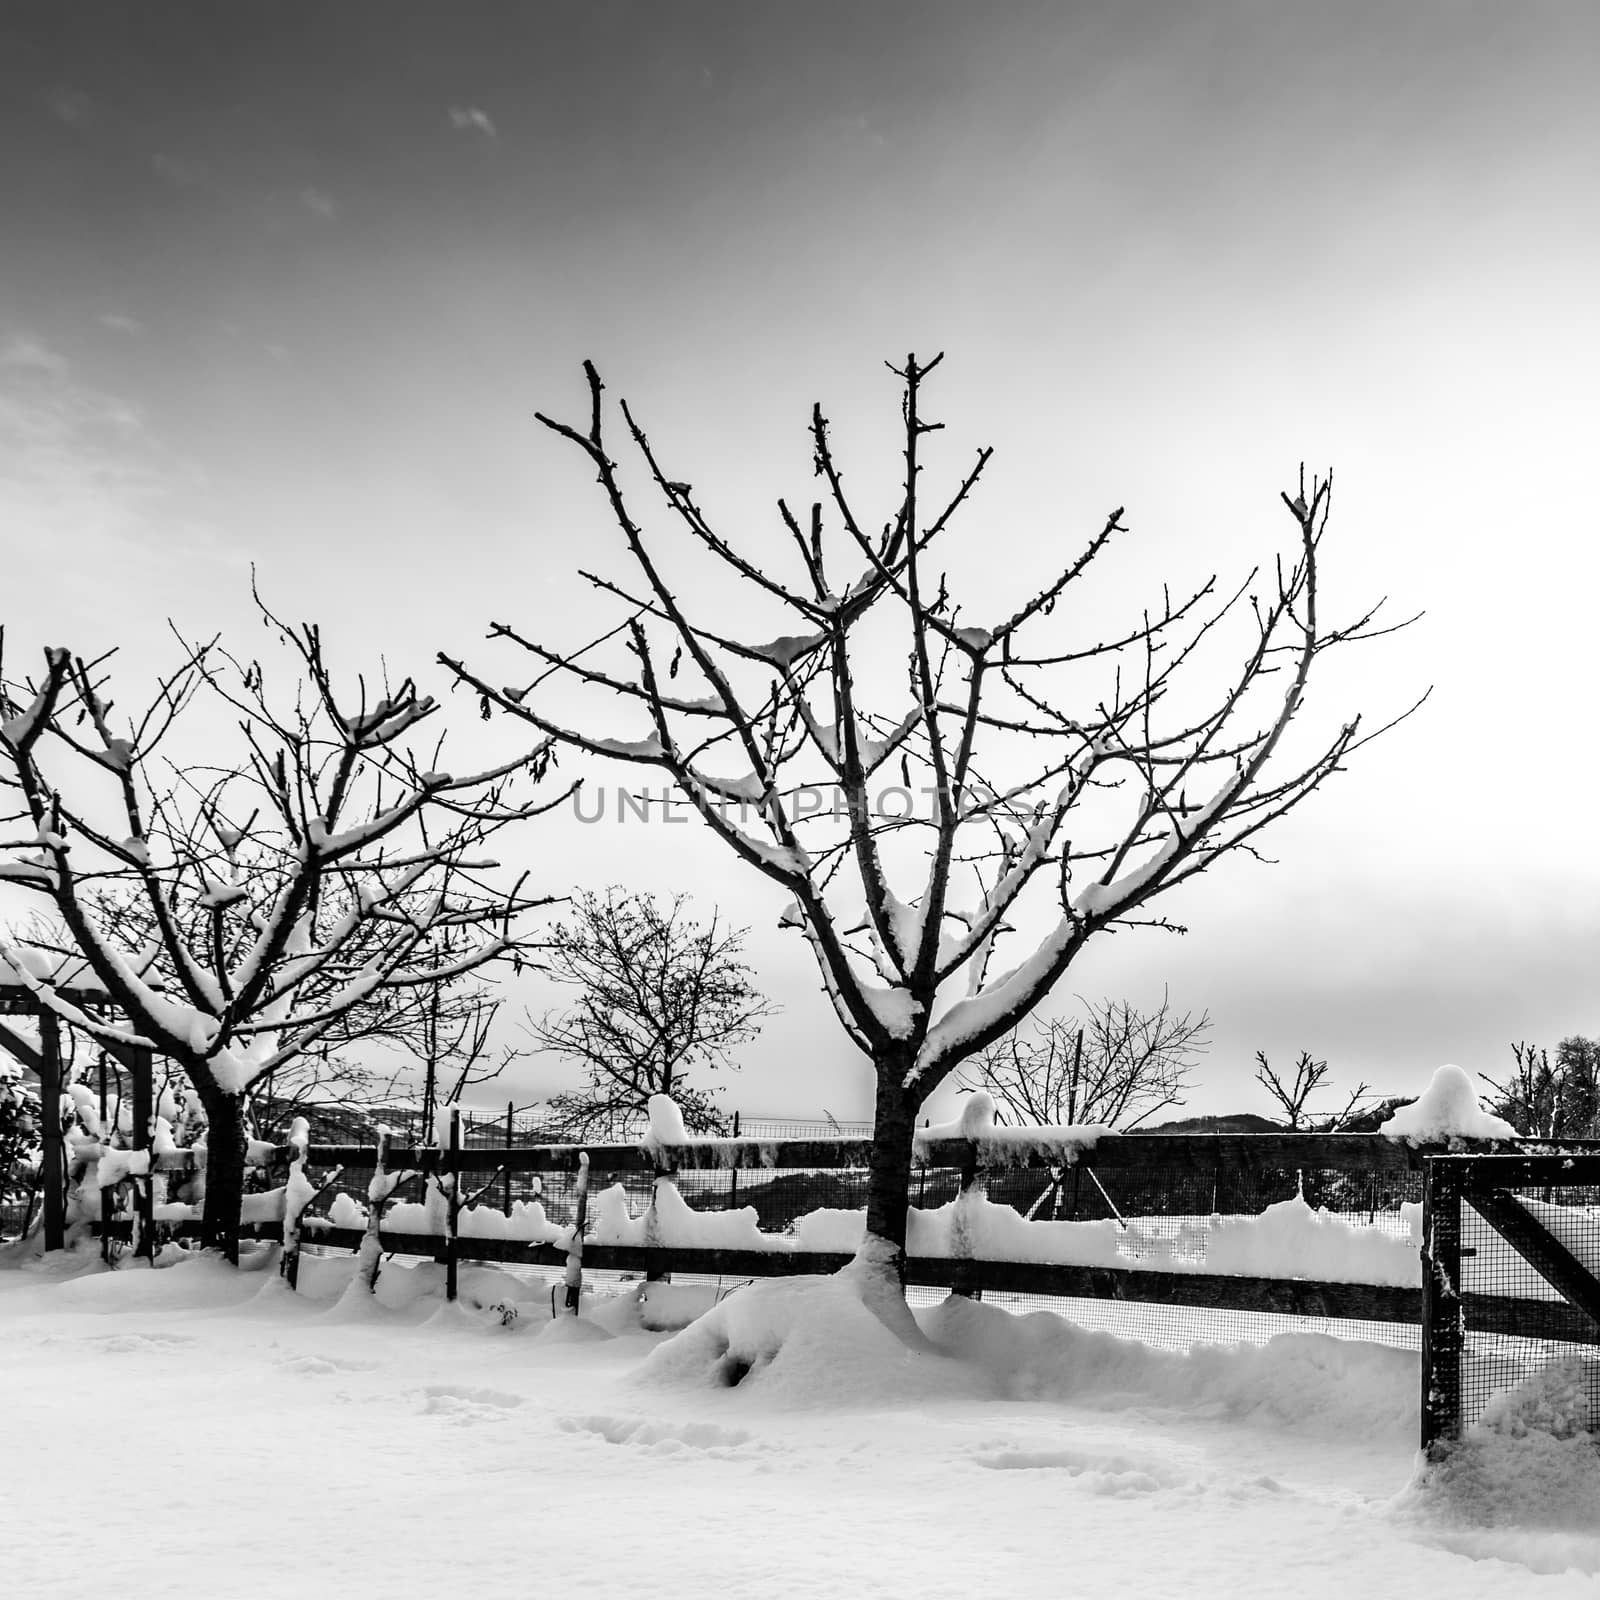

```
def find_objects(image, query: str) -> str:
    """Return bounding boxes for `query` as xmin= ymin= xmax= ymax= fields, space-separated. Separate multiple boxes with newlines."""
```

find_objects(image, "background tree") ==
xmin=447 ymin=354 xmax=1420 ymax=1299
xmin=16 ymin=903 xmax=510 ymax=1146
xmin=957 ymin=991 xmax=1209 ymax=1130
xmin=1483 ymin=1038 xmax=1600 ymax=1139
xmin=0 ymin=1058 xmax=39 ymax=1235
xmin=1254 ymin=1048 xmax=1371 ymax=1131
xmin=531 ymin=887 xmax=773 ymax=1140
xmin=0 ymin=602 xmax=565 ymax=1258
xmin=408 ymin=978 xmax=506 ymax=1143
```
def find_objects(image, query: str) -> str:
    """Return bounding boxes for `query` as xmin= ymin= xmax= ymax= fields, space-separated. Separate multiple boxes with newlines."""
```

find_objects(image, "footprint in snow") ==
xmin=556 ymin=1414 xmax=761 ymax=1457
xmin=81 ymin=1331 xmax=195 ymax=1354
xmin=974 ymin=1446 xmax=1182 ymax=1495
xmin=418 ymin=1384 xmax=526 ymax=1421
xmin=276 ymin=1353 xmax=380 ymax=1376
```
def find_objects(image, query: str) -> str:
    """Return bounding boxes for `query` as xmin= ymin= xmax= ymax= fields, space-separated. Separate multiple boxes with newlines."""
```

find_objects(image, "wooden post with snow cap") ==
xmin=38 ymin=1011 xmax=64 ymax=1251
xmin=279 ymin=1117 xmax=312 ymax=1291
xmin=1419 ymin=1155 xmax=1465 ymax=1454
xmin=503 ymin=1100 xmax=514 ymax=1216
xmin=130 ymin=1045 xmax=155 ymax=1260
xmin=951 ymin=1140 xmax=985 ymax=1299
xmin=644 ymin=1094 xmax=684 ymax=1285
xmin=562 ymin=1151 xmax=590 ymax=1315
xmin=98 ymin=1052 xmax=113 ymax=1264
xmin=354 ymin=1129 xmax=392 ymax=1293
xmin=949 ymin=1115 xmax=987 ymax=1300
xmin=445 ymin=1107 xmax=462 ymax=1303
xmin=644 ymin=1160 xmax=675 ymax=1285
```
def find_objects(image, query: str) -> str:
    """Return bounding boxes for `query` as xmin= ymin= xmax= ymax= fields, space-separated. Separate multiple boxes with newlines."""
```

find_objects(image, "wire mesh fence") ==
xmin=1465 ymin=1176 xmax=1600 ymax=1429
xmin=279 ymin=1132 xmax=1439 ymax=1358
xmin=1422 ymin=1152 xmax=1600 ymax=1448
xmin=1 ymin=1195 xmax=36 ymax=1240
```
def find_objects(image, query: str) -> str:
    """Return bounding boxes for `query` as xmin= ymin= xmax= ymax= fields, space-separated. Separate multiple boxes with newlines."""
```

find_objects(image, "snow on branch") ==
xmin=0 ymin=595 xmax=560 ymax=1111
xmin=449 ymin=362 xmax=1422 ymax=1156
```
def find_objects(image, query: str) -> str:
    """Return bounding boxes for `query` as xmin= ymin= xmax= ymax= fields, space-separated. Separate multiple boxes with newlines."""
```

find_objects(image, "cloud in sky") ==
xmin=447 ymin=105 xmax=497 ymax=144
xmin=0 ymin=334 xmax=70 ymax=378
xmin=0 ymin=331 xmax=175 ymax=562
xmin=98 ymin=314 xmax=144 ymax=337
xmin=41 ymin=86 xmax=93 ymax=128
xmin=150 ymin=152 xmax=212 ymax=191
xmin=298 ymin=186 xmax=338 ymax=220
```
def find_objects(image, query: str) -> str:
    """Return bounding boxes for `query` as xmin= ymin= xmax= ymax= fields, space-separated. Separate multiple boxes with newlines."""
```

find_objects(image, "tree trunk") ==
xmin=864 ymin=1058 xmax=919 ymax=1279
xmin=200 ymin=1088 xmax=248 ymax=1264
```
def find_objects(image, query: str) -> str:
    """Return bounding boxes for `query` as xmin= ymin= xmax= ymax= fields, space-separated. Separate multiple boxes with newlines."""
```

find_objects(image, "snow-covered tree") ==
xmin=531 ymin=887 xmax=772 ymax=1140
xmin=0 ymin=601 xmax=566 ymax=1259
xmin=446 ymin=354 xmax=1420 ymax=1295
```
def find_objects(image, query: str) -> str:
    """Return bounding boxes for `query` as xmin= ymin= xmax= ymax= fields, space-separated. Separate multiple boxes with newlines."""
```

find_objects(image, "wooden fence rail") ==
xmin=75 ymin=1132 xmax=1600 ymax=1356
xmin=278 ymin=1130 xmax=1600 ymax=1175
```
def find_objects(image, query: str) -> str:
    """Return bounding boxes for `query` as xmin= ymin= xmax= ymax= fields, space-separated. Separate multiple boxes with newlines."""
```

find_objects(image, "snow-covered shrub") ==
xmin=1 ymin=1061 xmax=41 ymax=1226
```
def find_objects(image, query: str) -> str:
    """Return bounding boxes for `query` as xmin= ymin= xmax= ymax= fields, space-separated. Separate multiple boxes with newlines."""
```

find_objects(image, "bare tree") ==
xmin=25 ymin=897 xmax=511 ymax=1146
xmin=531 ymin=887 xmax=773 ymax=1141
xmin=959 ymin=991 xmax=1209 ymax=1130
xmin=1254 ymin=1048 xmax=1371 ymax=1131
xmin=445 ymin=354 xmax=1420 ymax=1297
xmin=410 ymin=979 xmax=506 ymax=1141
xmin=1483 ymin=1038 xmax=1600 ymax=1139
xmin=0 ymin=599 xmax=566 ymax=1258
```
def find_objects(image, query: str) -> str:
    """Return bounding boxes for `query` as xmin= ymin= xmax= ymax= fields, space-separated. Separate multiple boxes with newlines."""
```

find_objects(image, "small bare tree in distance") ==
xmin=1483 ymin=1038 xmax=1600 ymax=1139
xmin=958 ymin=990 xmax=1209 ymax=1130
xmin=445 ymin=353 xmax=1422 ymax=1307
xmin=531 ymin=887 xmax=773 ymax=1141
xmin=1254 ymin=1048 xmax=1371 ymax=1131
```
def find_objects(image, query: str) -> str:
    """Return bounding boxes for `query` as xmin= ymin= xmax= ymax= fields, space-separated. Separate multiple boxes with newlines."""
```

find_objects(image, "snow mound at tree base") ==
xmin=634 ymin=1269 xmax=990 ymax=1406
xmin=1398 ymin=1358 xmax=1600 ymax=1536
xmin=635 ymin=1260 xmax=1421 ymax=1430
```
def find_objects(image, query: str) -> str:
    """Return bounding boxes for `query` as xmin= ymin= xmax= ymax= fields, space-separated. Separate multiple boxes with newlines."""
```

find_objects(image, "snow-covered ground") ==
xmin=2 ymin=1244 xmax=1596 ymax=1598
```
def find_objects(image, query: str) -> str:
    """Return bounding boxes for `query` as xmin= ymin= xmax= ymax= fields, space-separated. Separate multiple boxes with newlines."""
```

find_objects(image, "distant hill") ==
xmin=1133 ymin=1098 xmax=1416 ymax=1136
xmin=1132 ymin=1112 xmax=1284 ymax=1135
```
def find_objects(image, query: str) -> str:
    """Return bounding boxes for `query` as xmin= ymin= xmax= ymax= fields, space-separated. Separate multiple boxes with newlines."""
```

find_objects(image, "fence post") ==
xmin=38 ymin=1012 xmax=64 ymax=1252
xmin=354 ymin=1130 xmax=392 ymax=1293
xmin=445 ymin=1108 xmax=461 ymax=1303
xmin=1420 ymin=1154 xmax=1465 ymax=1454
xmin=280 ymin=1118 xmax=311 ymax=1291
xmin=950 ymin=1140 xmax=984 ymax=1299
xmin=729 ymin=1110 xmax=740 ymax=1211
xmin=563 ymin=1151 xmax=590 ymax=1315
xmin=130 ymin=1046 xmax=155 ymax=1260
xmin=97 ymin=1052 xmax=114 ymax=1264
xmin=503 ymin=1100 xmax=514 ymax=1216
xmin=645 ymin=1155 xmax=675 ymax=1284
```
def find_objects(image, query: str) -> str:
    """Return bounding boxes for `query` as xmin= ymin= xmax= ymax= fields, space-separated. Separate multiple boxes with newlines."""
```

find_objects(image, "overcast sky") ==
xmin=3 ymin=2 xmax=1598 ymax=1124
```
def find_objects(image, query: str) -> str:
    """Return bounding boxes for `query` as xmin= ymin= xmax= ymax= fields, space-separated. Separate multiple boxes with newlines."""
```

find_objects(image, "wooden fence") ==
xmin=72 ymin=1127 xmax=1600 ymax=1340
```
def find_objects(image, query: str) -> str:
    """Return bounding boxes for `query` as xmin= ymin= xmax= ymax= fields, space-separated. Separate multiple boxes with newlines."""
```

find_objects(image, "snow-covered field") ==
xmin=3 ymin=1244 xmax=1596 ymax=1599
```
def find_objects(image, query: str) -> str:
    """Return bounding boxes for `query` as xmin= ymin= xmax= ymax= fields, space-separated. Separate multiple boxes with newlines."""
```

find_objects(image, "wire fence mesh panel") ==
xmin=1423 ymin=1152 xmax=1600 ymax=1448
xmin=274 ymin=1131 xmax=1444 ymax=1357
xmin=1 ymin=1195 xmax=36 ymax=1240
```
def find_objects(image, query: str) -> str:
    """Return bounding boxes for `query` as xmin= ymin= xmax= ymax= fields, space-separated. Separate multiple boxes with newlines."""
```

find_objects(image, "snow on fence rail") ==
xmin=75 ymin=1123 xmax=1600 ymax=1353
